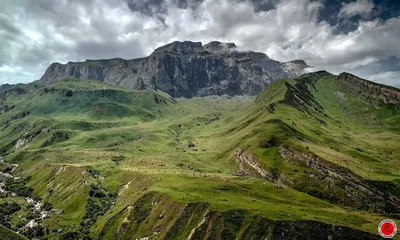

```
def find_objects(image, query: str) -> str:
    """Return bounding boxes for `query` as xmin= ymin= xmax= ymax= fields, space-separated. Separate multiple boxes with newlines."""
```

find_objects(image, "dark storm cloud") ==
xmin=0 ymin=14 xmax=20 ymax=35
xmin=250 ymin=0 xmax=278 ymax=12
xmin=0 ymin=0 xmax=399 ymax=87
xmin=319 ymin=0 xmax=399 ymax=34
xmin=126 ymin=0 xmax=165 ymax=15
xmin=125 ymin=0 xmax=204 ymax=24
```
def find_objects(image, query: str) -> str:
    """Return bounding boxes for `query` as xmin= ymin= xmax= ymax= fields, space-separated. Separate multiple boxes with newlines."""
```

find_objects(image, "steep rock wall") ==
xmin=39 ymin=41 xmax=309 ymax=98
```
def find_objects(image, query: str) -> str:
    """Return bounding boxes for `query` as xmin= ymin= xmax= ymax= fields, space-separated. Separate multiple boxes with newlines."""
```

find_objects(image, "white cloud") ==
xmin=0 ymin=65 xmax=21 ymax=73
xmin=0 ymin=0 xmax=399 ymax=88
xmin=366 ymin=71 xmax=400 ymax=88
xmin=338 ymin=0 xmax=374 ymax=19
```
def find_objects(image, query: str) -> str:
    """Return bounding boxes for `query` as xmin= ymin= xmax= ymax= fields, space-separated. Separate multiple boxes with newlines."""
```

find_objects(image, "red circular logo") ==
xmin=379 ymin=219 xmax=397 ymax=238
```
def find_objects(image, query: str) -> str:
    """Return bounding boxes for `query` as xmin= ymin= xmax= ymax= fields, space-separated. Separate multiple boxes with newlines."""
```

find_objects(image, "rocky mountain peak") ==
xmin=203 ymin=41 xmax=237 ymax=52
xmin=0 ymin=83 xmax=14 ymax=93
xmin=39 ymin=40 xmax=309 ymax=97
xmin=152 ymin=41 xmax=203 ymax=55
xmin=151 ymin=40 xmax=240 ymax=55
xmin=282 ymin=60 xmax=310 ymax=76
xmin=287 ymin=59 xmax=308 ymax=66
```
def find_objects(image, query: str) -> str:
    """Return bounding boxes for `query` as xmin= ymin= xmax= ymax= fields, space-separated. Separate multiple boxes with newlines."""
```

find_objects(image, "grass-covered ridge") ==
xmin=0 ymin=74 xmax=398 ymax=239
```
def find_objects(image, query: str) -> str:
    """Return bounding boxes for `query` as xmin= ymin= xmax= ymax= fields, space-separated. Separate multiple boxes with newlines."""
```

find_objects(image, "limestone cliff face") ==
xmin=278 ymin=146 xmax=400 ymax=213
xmin=337 ymin=72 xmax=400 ymax=105
xmin=39 ymin=41 xmax=309 ymax=97
xmin=235 ymin=147 xmax=277 ymax=182
xmin=234 ymin=147 xmax=293 ymax=186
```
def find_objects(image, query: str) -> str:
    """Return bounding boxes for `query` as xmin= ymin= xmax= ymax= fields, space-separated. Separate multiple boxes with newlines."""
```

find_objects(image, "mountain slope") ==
xmin=251 ymin=71 xmax=400 ymax=213
xmin=0 ymin=78 xmax=176 ymax=154
xmin=39 ymin=41 xmax=309 ymax=97
xmin=0 ymin=225 xmax=27 ymax=240
xmin=0 ymin=84 xmax=18 ymax=93
xmin=0 ymin=72 xmax=398 ymax=239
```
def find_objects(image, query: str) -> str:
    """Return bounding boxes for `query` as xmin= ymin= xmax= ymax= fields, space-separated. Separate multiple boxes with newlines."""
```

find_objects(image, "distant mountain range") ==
xmin=38 ymin=41 xmax=309 ymax=97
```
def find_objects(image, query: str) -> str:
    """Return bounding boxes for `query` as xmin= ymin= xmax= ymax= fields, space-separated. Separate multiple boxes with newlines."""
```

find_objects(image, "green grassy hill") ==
xmin=0 ymin=224 xmax=27 ymax=240
xmin=0 ymin=73 xmax=398 ymax=239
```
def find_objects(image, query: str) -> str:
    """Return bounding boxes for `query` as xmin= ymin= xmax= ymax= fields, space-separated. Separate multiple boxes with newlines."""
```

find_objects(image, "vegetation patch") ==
xmin=221 ymin=210 xmax=246 ymax=239
xmin=111 ymin=155 xmax=125 ymax=165
xmin=80 ymin=185 xmax=116 ymax=230
xmin=0 ymin=202 xmax=21 ymax=228
xmin=41 ymin=131 xmax=72 ymax=147
xmin=3 ymin=177 xmax=35 ymax=198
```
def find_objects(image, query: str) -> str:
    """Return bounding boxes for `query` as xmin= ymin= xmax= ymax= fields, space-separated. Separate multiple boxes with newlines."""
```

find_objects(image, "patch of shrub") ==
xmin=133 ymin=195 xmax=153 ymax=224
xmin=25 ymin=211 xmax=40 ymax=220
xmin=85 ymin=167 xmax=100 ymax=178
xmin=89 ymin=185 xmax=106 ymax=198
xmin=221 ymin=210 xmax=246 ymax=240
xmin=268 ymin=135 xmax=277 ymax=146
xmin=22 ymin=225 xmax=45 ymax=239
xmin=42 ymin=201 xmax=53 ymax=211
xmin=4 ymin=177 xmax=34 ymax=198
xmin=81 ymin=185 xmax=116 ymax=229
xmin=111 ymin=155 xmax=125 ymax=165
xmin=41 ymin=131 xmax=72 ymax=147
xmin=59 ymin=231 xmax=79 ymax=240
xmin=65 ymin=90 xmax=73 ymax=97
xmin=0 ymin=202 xmax=21 ymax=227
xmin=260 ymin=135 xmax=278 ymax=148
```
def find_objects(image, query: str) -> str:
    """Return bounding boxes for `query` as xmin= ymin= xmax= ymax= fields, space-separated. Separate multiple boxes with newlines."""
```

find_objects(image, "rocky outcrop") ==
xmin=15 ymin=130 xmax=42 ymax=150
xmin=235 ymin=147 xmax=292 ymax=186
xmin=282 ymin=71 xmax=328 ymax=115
xmin=39 ymin=41 xmax=309 ymax=97
xmin=278 ymin=146 xmax=400 ymax=213
xmin=235 ymin=147 xmax=276 ymax=182
xmin=337 ymin=72 xmax=400 ymax=105
xmin=0 ymin=84 xmax=15 ymax=93
xmin=282 ymin=60 xmax=310 ymax=76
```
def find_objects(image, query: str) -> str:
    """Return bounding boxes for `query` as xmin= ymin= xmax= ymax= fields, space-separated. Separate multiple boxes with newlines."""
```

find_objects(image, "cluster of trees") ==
xmin=0 ymin=202 xmax=21 ymax=228
xmin=4 ymin=176 xmax=35 ymax=198
xmin=80 ymin=185 xmax=116 ymax=229
xmin=86 ymin=167 xmax=100 ymax=178
xmin=22 ymin=225 xmax=45 ymax=239
xmin=59 ymin=231 xmax=94 ymax=240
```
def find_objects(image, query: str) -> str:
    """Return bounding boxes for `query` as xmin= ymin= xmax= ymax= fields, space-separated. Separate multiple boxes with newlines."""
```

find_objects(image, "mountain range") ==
xmin=38 ymin=41 xmax=309 ymax=97
xmin=0 ymin=42 xmax=399 ymax=239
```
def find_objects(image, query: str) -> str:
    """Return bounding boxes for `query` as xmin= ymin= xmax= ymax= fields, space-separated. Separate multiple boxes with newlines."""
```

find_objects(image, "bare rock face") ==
xmin=282 ymin=59 xmax=309 ymax=76
xmin=235 ymin=147 xmax=292 ymax=186
xmin=39 ymin=41 xmax=309 ymax=97
xmin=235 ymin=147 xmax=277 ymax=182
xmin=337 ymin=72 xmax=400 ymax=105
xmin=0 ymin=84 xmax=15 ymax=93
xmin=278 ymin=146 xmax=400 ymax=213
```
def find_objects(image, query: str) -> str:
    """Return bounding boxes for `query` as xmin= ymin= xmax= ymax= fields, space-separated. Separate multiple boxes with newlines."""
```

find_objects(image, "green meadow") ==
xmin=0 ymin=72 xmax=398 ymax=239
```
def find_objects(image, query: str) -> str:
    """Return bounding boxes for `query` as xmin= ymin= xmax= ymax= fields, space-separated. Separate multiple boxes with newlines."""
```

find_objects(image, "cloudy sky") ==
xmin=0 ymin=0 xmax=399 ymax=87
